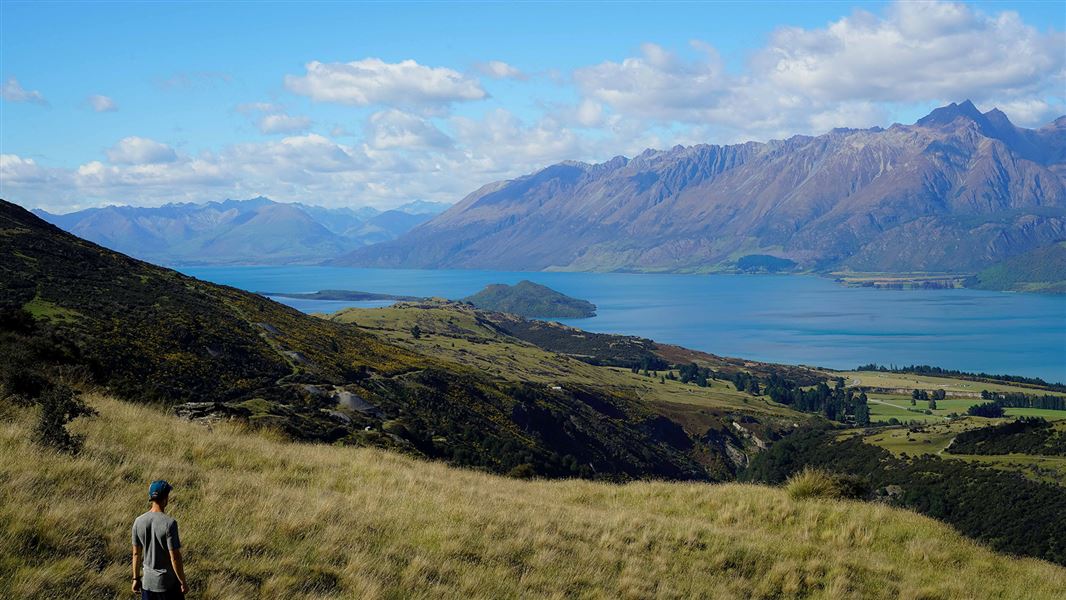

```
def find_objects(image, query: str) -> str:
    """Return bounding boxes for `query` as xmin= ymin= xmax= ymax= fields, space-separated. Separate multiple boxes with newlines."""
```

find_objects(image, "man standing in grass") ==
xmin=132 ymin=480 xmax=189 ymax=599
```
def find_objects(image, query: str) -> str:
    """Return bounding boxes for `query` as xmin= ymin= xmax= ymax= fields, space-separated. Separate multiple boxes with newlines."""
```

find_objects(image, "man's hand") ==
xmin=132 ymin=577 xmax=141 ymax=593
xmin=179 ymin=580 xmax=189 ymax=594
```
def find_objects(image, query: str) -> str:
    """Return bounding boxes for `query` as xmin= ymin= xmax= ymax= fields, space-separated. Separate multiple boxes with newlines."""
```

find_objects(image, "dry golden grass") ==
xmin=2 ymin=395 xmax=1064 ymax=599
xmin=332 ymin=305 xmax=799 ymax=418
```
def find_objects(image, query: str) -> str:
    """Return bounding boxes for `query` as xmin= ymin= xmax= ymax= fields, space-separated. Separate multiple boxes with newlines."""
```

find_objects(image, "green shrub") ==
xmin=33 ymin=384 xmax=96 ymax=454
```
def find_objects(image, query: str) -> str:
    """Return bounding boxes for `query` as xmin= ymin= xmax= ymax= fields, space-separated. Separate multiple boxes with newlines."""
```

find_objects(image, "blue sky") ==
xmin=2 ymin=1 xmax=1063 ymax=211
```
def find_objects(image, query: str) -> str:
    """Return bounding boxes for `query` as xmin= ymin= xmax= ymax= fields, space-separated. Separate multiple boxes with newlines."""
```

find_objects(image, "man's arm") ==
xmin=169 ymin=549 xmax=188 ymax=594
xmin=131 ymin=546 xmax=142 ymax=592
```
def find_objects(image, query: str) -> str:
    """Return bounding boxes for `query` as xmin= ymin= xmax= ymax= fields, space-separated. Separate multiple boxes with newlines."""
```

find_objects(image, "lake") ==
xmin=179 ymin=266 xmax=1066 ymax=383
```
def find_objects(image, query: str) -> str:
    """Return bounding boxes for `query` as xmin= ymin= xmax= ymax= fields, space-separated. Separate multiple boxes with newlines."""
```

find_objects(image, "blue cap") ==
xmin=149 ymin=480 xmax=172 ymax=501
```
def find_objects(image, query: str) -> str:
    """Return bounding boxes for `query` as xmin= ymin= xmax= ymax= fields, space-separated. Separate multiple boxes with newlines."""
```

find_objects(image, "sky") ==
xmin=1 ymin=1 xmax=1063 ymax=212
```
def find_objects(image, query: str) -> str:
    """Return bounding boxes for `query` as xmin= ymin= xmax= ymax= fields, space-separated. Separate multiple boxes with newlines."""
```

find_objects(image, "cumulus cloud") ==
xmin=573 ymin=1 xmax=1065 ymax=136
xmin=575 ymin=42 xmax=727 ymax=122
xmin=106 ymin=137 xmax=179 ymax=165
xmin=475 ymin=60 xmax=526 ymax=80
xmin=451 ymin=109 xmax=588 ymax=171
xmin=2 ymin=154 xmax=55 ymax=184
xmin=757 ymin=1 xmax=1064 ymax=104
xmin=87 ymin=94 xmax=118 ymax=112
xmin=236 ymin=102 xmax=313 ymax=134
xmin=2 ymin=77 xmax=47 ymax=105
xmin=365 ymin=110 xmax=453 ymax=149
xmin=257 ymin=113 xmax=313 ymax=134
xmin=982 ymin=98 xmax=1064 ymax=128
xmin=285 ymin=58 xmax=487 ymax=108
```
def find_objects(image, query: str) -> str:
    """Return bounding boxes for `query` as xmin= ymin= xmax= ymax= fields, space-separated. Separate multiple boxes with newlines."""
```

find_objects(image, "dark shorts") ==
xmin=142 ymin=590 xmax=184 ymax=600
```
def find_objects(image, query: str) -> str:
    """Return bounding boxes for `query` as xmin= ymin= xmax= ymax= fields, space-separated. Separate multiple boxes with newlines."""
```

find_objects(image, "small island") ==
xmin=463 ymin=280 xmax=596 ymax=318
xmin=260 ymin=289 xmax=422 ymax=302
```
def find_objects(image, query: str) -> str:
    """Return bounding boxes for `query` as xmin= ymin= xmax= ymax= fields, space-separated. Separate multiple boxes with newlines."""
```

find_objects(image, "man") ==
xmin=132 ymin=480 xmax=189 ymax=599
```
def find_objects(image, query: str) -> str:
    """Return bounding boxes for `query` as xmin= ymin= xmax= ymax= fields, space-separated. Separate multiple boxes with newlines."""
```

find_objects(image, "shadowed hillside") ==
xmin=967 ymin=240 xmax=1066 ymax=293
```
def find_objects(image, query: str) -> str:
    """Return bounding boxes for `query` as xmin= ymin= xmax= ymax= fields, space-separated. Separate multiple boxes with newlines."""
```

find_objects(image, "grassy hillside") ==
xmin=330 ymin=301 xmax=813 ymax=479
xmin=831 ymin=370 xmax=1066 ymax=425
xmin=330 ymin=302 xmax=798 ymax=417
xmin=967 ymin=241 xmax=1066 ymax=293
xmin=859 ymin=418 xmax=1066 ymax=486
xmin=3 ymin=396 xmax=1064 ymax=600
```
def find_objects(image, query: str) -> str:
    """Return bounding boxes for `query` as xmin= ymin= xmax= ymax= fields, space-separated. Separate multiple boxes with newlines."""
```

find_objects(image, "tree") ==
xmin=747 ymin=378 xmax=761 ymax=395
xmin=33 ymin=383 xmax=96 ymax=455
xmin=855 ymin=393 xmax=871 ymax=427
xmin=410 ymin=325 xmax=422 ymax=339
xmin=928 ymin=397 xmax=937 ymax=411
xmin=967 ymin=402 xmax=1005 ymax=418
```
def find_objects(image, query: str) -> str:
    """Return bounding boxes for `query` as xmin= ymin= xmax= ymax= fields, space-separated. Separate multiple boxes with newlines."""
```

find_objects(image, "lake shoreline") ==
xmin=178 ymin=265 xmax=1066 ymax=382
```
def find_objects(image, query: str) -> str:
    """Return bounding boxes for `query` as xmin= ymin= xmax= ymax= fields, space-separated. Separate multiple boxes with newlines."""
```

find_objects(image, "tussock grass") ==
xmin=2 ymin=395 xmax=1064 ymax=599
xmin=786 ymin=468 xmax=867 ymax=501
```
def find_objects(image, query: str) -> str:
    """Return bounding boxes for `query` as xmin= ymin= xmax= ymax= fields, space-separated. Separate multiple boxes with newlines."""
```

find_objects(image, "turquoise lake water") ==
xmin=179 ymin=266 xmax=1066 ymax=383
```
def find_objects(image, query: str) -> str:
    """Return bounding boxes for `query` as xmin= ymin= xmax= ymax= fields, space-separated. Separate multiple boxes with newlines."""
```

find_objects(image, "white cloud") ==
xmin=236 ymin=102 xmax=313 ymax=134
xmin=106 ymin=137 xmax=179 ymax=165
xmin=258 ymin=113 xmax=313 ymax=134
xmin=981 ymin=98 xmax=1063 ymax=128
xmin=2 ymin=154 xmax=56 ymax=184
xmin=451 ymin=109 xmax=588 ymax=172
xmin=574 ymin=42 xmax=727 ymax=122
xmin=573 ymin=1 xmax=1065 ymax=136
xmin=365 ymin=110 xmax=453 ymax=149
xmin=285 ymin=58 xmax=487 ymax=108
xmin=229 ymin=134 xmax=363 ymax=174
xmin=475 ymin=60 xmax=526 ymax=80
xmin=87 ymin=94 xmax=118 ymax=112
xmin=75 ymin=158 xmax=227 ymax=190
xmin=757 ymin=1 xmax=1064 ymax=105
xmin=2 ymin=77 xmax=47 ymax=105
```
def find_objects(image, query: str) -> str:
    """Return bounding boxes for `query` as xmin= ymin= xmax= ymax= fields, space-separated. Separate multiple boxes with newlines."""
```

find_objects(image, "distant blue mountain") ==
xmin=32 ymin=197 xmax=447 ymax=265
xmin=395 ymin=200 xmax=451 ymax=215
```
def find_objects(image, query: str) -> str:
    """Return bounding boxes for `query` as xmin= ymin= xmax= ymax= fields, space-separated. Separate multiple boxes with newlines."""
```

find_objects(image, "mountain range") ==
xmin=33 ymin=197 xmax=450 ymax=266
xmin=337 ymin=101 xmax=1066 ymax=274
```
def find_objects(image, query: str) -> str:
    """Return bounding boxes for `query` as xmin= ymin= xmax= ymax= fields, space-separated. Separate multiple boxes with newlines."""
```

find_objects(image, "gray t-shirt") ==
xmin=132 ymin=511 xmax=181 ymax=592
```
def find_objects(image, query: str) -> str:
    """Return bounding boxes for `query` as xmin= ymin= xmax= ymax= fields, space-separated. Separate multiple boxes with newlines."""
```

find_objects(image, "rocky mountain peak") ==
xmin=916 ymin=100 xmax=986 ymax=128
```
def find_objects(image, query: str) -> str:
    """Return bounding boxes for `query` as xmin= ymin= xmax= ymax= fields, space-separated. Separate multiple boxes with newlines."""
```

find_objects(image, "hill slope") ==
xmin=967 ymin=241 xmax=1066 ymax=293
xmin=463 ymin=280 xmax=597 ymax=318
xmin=2 ymin=395 xmax=1063 ymax=600
xmin=338 ymin=101 xmax=1066 ymax=273
xmin=2 ymin=199 xmax=801 ymax=480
